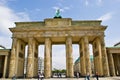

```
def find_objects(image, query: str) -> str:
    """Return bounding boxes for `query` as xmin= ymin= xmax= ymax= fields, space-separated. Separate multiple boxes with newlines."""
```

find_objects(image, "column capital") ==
xmin=66 ymin=36 xmax=72 ymax=39
xmin=11 ymin=37 xmax=17 ymax=39
xmin=92 ymin=36 xmax=100 ymax=42
xmin=66 ymin=36 xmax=72 ymax=44
xmin=45 ymin=37 xmax=52 ymax=43
xmin=28 ymin=37 xmax=34 ymax=40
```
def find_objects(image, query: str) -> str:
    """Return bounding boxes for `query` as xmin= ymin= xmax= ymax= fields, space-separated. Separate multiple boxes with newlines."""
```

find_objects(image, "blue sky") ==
xmin=0 ymin=0 xmax=120 ymax=69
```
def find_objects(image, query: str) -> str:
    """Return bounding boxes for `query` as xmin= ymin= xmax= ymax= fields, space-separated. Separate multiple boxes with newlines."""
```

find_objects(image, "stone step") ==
xmin=0 ymin=77 xmax=120 ymax=80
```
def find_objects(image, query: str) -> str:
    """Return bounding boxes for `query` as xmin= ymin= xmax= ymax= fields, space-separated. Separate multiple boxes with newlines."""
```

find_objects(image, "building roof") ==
xmin=74 ymin=55 xmax=93 ymax=64
xmin=106 ymin=46 xmax=120 ymax=49
xmin=0 ymin=45 xmax=6 ymax=49
xmin=114 ymin=42 xmax=120 ymax=47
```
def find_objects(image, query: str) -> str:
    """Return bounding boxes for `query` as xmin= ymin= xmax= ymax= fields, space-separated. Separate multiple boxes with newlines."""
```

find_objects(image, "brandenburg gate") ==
xmin=9 ymin=18 xmax=110 ymax=78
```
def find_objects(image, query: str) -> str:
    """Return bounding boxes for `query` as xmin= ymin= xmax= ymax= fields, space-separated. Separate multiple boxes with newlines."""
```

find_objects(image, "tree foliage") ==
xmin=52 ymin=68 xmax=66 ymax=73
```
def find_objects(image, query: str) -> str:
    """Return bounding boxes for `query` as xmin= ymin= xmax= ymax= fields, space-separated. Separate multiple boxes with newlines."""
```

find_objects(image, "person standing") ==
xmin=41 ymin=73 xmax=44 ymax=80
xmin=86 ymin=72 xmax=90 ymax=80
xmin=95 ymin=72 xmax=99 ymax=80
xmin=76 ymin=72 xmax=79 ymax=78
xmin=12 ymin=74 xmax=16 ymax=80
xmin=38 ymin=72 xmax=40 ymax=80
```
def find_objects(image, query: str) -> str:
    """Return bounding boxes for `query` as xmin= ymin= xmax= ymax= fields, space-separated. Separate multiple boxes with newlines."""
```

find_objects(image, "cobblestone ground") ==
xmin=0 ymin=77 xmax=120 ymax=80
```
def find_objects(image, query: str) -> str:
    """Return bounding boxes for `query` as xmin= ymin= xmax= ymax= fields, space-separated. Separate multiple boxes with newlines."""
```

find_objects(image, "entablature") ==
xmin=9 ymin=25 xmax=107 ymax=32
xmin=13 ymin=18 xmax=106 ymax=28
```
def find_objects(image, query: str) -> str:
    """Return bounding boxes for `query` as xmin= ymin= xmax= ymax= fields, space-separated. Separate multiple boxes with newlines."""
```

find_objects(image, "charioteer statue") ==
xmin=54 ymin=9 xmax=62 ymax=18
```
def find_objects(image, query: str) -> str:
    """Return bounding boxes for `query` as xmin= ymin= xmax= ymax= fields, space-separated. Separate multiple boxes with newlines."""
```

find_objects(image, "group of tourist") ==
xmin=74 ymin=72 xmax=99 ymax=80
xmin=56 ymin=73 xmax=62 ymax=78
xmin=12 ymin=72 xmax=99 ymax=80
xmin=37 ymin=72 xmax=99 ymax=80
xmin=38 ymin=73 xmax=44 ymax=80
xmin=85 ymin=72 xmax=99 ymax=80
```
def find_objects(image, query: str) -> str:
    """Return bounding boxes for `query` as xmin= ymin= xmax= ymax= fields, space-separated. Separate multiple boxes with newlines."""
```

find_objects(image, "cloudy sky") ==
xmin=0 ymin=0 xmax=120 ymax=69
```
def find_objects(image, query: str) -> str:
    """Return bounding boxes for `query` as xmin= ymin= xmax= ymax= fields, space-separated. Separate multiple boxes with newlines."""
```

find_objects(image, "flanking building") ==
xmin=106 ymin=42 xmax=120 ymax=76
xmin=0 ymin=46 xmax=11 ymax=78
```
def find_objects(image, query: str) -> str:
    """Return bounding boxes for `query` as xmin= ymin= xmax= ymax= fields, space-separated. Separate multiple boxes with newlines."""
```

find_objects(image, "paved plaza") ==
xmin=0 ymin=77 xmax=120 ymax=80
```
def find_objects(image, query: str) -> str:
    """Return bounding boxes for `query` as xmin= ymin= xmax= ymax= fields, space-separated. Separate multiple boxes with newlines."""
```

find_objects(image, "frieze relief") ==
xmin=13 ymin=30 xmax=104 ymax=38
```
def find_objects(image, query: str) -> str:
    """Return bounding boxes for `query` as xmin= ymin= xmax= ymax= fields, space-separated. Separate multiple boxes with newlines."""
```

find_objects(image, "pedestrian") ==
xmin=76 ymin=72 xmax=79 ymax=78
xmin=57 ymin=73 xmax=59 ymax=78
xmin=40 ymin=73 xmax=44 ymax=80
xmin=95 ymin=72 xmax=99 ymax=80
xmin=59 ymin=73 xmax=62 ymax=78
xmin=38 ymin=73 xmax=40 ymax=80
xmin=86 ymin=72 xmax=90 ymax=80
xmin=12 ymin=74 xmax=16 ymax=80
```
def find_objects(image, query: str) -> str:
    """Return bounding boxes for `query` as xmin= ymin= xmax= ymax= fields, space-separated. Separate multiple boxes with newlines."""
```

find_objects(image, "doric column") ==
xmin=84 ymin=36 xmax=91 ymax=75
xmin=3 ymin=55 xmax=8 ymax=78
xmin=9 ymin=38 xmax=18 ymax=78
xmin=93 ymin=38 xmax=103 ymax=76
xmin=108 ymin=53 xmax=115 ymax=76
xmin=66 ymin=37 xmax=73 ymax=77
xmin=15 ymin=39 xmax=20 ymax=77
xmin=118 ymin=55 xmax=120 ymax=75
xmin=100 ymin=36 xmax=109 ymax=76
xmin=92 ymin=40 xmax=97 ymax=75
xmin=44 ymin=38 xmax=51 ymax=78
xmin=113 ymin=54 xmax=118 ymax=75
xmin=79 ymin=38 xmax=86 ymax=76
xmin=34 ymin=43 xmax=39 ymax=77
xmin=66 ymin=41 xmax=69 ymax=77
xmin=50 ymin=44 xmax=52 ymax=77
xmin=116 ymin=55 xmax=120 ymax=75
xmin=26 ymin=38 xmax=35 ymax=78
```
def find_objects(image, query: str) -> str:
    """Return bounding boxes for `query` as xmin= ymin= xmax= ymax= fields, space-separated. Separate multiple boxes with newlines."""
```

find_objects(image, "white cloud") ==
xmin=0 ymin=0 xmax=16 ymax=6
xmin=60 ymin=0 xmax=64 ymax=1
xmin=98 ymin=0 xmax=102 ymax=3
xmin=117 ymin=0 xmax=120 ymax=2
xmin=0 ymin=0 xmax=7 ymax=5
xmin=0 ymin=36 xmax=12 ymax=48
xmin=52 ymin=45 xmax=79 ymax=69
xmin=52 ymin=45 xmax=66 ymax=69
xmin=53 ymin=6 xmax=59 ymax=10
xmin=83 ymin=0 xmax=103 ymax=6
xmin=64 ymin=7 xmax=70 ymax=10
xmin=52 ymin=6 xmax=70 ymax=12
xmin=15 ymin=12 xmax=30 ymax=21
xmin=53 ymin=56 xmax=66 ymax=69
xmin=0 ymin=5 xmax=30 ymax=35
xmin=97 ymin=12 xmax=113 ymax=22
xmin=97 ymin=0 xmax=103 ymax=6
xmin=85 ymin=0 xmax=89 ymax=6
xmin=105 ymin=34 xmax=120 ymax=47
xmin=35 ymin=8 xmax=41 ymax=12
xmin=0 ymin=1 xmax=30 ymax=48
xmin=0 ymin=6 xmax=15 ymax=35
